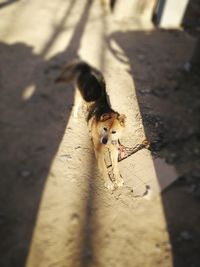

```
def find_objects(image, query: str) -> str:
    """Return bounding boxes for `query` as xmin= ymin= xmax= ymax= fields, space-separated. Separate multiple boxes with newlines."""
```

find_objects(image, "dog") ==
xmin=55 ymin=59 xmax=126 ymax=190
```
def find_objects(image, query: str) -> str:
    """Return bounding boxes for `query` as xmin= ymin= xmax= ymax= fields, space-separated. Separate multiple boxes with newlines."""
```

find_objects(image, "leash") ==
xmin=118 ymin=139 xmax=150 ymax=162
xmin=106 ymin=139 xmax=150 ymax=169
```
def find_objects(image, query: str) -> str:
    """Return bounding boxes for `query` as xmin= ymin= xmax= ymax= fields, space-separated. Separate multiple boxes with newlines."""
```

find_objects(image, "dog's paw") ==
xmin=104 ymin=179 xmax=115 ymax=190
xmin=115 ymin=176 xmax=124 ymax=188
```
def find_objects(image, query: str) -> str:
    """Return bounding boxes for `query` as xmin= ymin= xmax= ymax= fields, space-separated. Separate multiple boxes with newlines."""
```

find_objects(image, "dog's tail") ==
xmin=55 ymin=59 xmax=107 ymax=103
xmin=55 ymin=59 xmax=91 ymax=84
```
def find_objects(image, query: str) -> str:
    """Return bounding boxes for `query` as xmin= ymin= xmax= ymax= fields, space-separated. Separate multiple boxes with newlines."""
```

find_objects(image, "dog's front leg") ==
xmin=95 ymin=150 xmax=115 ymax=190
xmin=110 ymin=145 xmax=124 ymax=187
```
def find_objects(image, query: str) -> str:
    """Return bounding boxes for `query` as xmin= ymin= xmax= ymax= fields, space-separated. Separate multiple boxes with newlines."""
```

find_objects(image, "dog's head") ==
xmin=97 ymin=112 xmax=126 ymax=145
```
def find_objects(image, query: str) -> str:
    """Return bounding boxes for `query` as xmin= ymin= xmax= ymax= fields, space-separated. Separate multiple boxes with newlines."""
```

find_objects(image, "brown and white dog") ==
xmin=55 ymin=60 xmax=126 ymax=190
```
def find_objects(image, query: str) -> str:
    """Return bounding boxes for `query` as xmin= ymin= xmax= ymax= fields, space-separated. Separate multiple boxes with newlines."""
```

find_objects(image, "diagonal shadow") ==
xmin=0 ymin=0 xmax=20 ymax=9
xmin=106 ymin=29 xmax=200 ymax=267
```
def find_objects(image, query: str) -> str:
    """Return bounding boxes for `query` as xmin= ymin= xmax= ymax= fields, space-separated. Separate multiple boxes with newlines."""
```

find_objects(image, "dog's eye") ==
xmin=112 ymin=131 xmax=116 ymax=134
xmin=103 ymin=127 xmax=107 ymax=132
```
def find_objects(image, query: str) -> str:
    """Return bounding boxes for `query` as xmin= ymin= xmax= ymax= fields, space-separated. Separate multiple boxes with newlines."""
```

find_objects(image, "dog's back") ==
xmin=76 ymin=62 xmax=106 ymax=102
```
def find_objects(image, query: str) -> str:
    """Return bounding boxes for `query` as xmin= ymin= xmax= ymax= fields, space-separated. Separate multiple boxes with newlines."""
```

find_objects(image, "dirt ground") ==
xmin=0 ymin=1 xmax=200 ymax=267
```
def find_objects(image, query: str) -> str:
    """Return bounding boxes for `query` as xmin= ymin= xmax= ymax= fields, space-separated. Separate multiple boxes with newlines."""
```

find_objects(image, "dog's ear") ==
xmin=118 ymin=114 xmax=126 ymax=126
xmin=100 ymin=113 xmax=111 ymax=122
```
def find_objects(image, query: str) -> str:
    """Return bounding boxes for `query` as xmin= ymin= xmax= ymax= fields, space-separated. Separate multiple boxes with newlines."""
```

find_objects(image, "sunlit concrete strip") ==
xmin=80 ymin=9 xmax=175 ymax=265
xmin=78 ymin=6 xmax=174 ymax=266
xmin=81 ymin=4 xmax=174 ymax=265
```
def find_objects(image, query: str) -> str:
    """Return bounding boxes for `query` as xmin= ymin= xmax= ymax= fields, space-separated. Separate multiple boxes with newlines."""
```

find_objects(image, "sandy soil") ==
xmin=0 ymin=1 xmax=200 ymax=267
